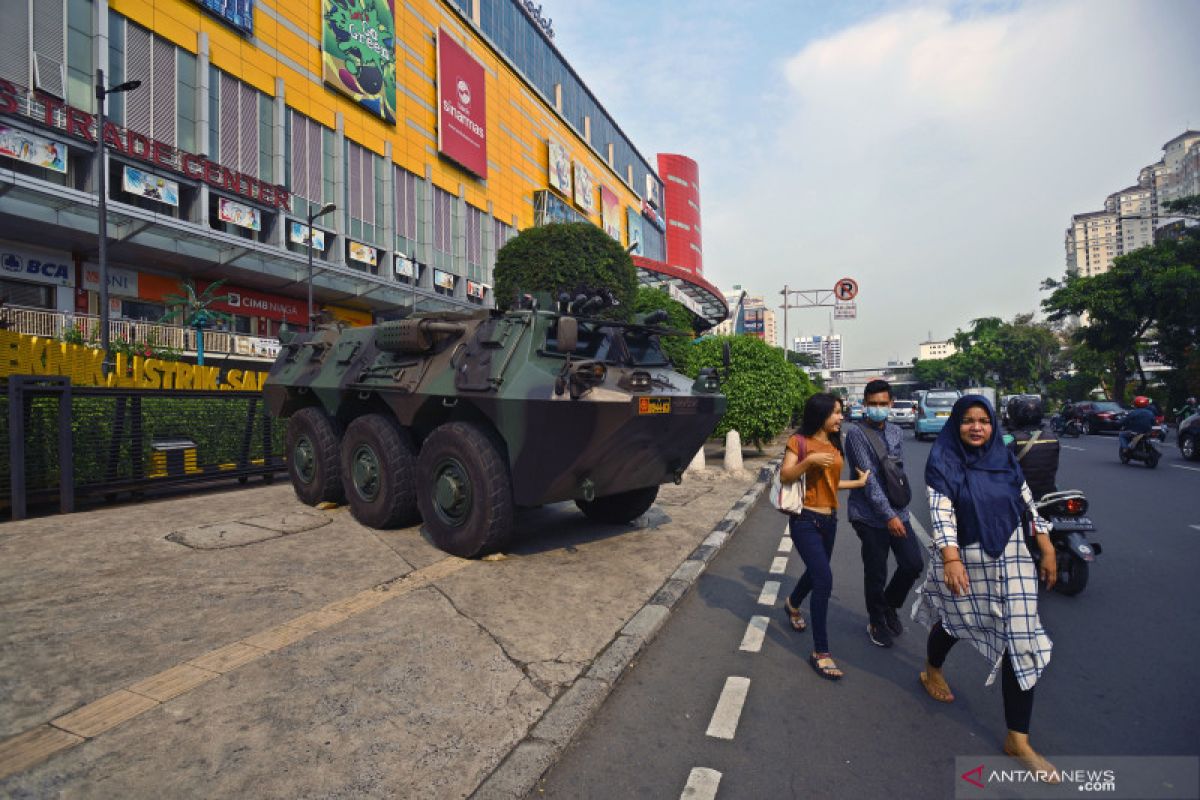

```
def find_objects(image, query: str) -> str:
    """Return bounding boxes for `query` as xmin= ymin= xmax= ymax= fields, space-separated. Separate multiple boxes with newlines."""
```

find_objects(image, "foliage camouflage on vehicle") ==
xmin=262 ymin=297 xmax=726 ymax=557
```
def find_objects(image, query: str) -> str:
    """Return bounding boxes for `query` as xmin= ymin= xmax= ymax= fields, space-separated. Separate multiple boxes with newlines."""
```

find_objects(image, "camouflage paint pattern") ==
xmin=262 ymin=308 xmax=725 ymax=507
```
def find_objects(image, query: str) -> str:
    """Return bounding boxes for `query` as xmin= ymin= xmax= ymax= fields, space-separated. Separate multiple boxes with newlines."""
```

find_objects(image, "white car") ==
xmin=889 ymin=400 xmax=916 ymax=427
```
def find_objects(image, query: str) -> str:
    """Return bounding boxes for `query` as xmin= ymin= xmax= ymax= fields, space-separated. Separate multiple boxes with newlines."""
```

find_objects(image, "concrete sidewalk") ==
xmin=0 ymin=456 xmax=773 ymax=798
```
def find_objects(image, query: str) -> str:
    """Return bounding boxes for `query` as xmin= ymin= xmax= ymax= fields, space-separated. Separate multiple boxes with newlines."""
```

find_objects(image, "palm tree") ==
xmin=160 ymin=279 xmax=234 ymax=365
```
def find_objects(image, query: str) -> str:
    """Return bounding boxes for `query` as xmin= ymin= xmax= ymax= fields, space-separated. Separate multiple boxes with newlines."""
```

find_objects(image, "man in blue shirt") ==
xmin=843 ymin=380 xmax=924 ymax=649
xmin=1119 ymin=395 xmax=1156 ymax=453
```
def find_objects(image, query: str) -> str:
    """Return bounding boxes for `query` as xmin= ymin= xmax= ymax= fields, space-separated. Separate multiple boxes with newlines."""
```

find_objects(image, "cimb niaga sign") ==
xmin=436 ymin=29 xmax=487 ymax=179
xmin=0 ymin=79 xmax=292 ymax=212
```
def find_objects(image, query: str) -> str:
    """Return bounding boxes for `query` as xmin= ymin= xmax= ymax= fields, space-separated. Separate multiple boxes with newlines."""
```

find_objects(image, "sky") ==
xmin=547 ymin=0 xmax=1200 ymax=368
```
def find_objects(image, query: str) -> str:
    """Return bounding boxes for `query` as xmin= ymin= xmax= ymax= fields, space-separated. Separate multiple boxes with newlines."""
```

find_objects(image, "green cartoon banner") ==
xmin=322 ymin=0 xmax=397 ymax=124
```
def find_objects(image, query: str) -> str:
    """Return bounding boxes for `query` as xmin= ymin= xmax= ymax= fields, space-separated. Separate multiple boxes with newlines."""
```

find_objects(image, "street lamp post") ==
xmin=306 ymin=203 xmax=337 ymax=330
xmin=94 ymin=68 xmax=141 ymax=373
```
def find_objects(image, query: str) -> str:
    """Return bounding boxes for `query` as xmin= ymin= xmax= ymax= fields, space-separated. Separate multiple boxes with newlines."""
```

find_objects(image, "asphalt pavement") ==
xmin=532 ymin=427 xmax=1200 ymax=799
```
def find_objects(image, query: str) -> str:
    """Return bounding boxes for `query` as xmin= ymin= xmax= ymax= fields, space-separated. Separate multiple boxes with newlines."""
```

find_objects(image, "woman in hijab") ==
xmin=912 ymin=395 xmax=1060 ymax=779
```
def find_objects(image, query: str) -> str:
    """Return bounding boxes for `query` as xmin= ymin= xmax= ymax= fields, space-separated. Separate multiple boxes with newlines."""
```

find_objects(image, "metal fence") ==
xmin=3 ymin=376 xmax=287 ymax=519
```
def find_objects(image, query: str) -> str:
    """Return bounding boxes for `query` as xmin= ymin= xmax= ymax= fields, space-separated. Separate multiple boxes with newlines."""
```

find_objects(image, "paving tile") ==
xmin=187 ymin=642 xmax=267 ymax=674
xmin=51 ymin=691 xmax=159 ymax=738
xmin=127 ymin=664 xmax=219 ymax=702
xmin=0 ymin=725 xmax=84 ymax=780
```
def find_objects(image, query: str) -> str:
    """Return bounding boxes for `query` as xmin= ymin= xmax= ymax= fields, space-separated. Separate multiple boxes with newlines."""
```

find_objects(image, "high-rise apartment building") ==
xmin=1065 ymin=131 xmax=1200 ymax=276
xmin=794 ymin=334 xmax=842 ymax=369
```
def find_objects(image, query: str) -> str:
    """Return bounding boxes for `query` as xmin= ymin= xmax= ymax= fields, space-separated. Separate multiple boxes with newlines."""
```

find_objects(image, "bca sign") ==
xmin=834 ymin=277 xmax=858 ymax=302
xmin=1 ymin=249 xmax=74 ymax=287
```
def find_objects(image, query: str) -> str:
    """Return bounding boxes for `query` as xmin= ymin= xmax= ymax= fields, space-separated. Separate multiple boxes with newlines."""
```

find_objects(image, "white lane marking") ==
xmin=706 ymin=676 xmax=751 ymax=740
xmin=1061 ymin=445 xmax=1087 ymax=451
xmin=757 ymin=580 xmax=781 ymax=606
xmin=1172 ymin=464 xmax=1200 ymax=472
xmin=738 ymin=615 xmax=770 ymax=653
xmin=681 ymin=767 xmax=722 ymax=800
xmin=909 ymin=516 xmax=932 ymax=548
xmin=769 ymin=556 xmax=788 ymax=574
xmin=1190 ymin=525 xmax=1200 ymax=532
xmin=778 ymin=535 xmax=792 ymax=553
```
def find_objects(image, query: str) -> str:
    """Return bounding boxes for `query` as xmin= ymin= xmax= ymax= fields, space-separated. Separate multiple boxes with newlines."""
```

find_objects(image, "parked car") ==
xmin=888 ymin=399 xmax=916 ymax=427
xmin=1071 ymin=400 xmax=1128 ymax=435
xmin=1178 ymin=413 xmax=1200 ymax=461
xmin=848 ymin=403 xmax=865 ymax=421
xmin=915 ymin=390 xmax=962 ymax=440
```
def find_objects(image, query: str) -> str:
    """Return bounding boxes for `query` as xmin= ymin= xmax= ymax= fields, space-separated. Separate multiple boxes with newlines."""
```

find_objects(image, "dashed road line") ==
xmin=738 ymin=616 xmax=770 ymax=653
xmin=1172 ymin=464 xmax=1200 ymax=472
xmin=777 ymin=535 xmax=792 ymax=553
xmin=681 ymin=767 xmax=722 ymax=799
xmin=1189 ymin=525 xmax=1200 ymax=532
xmin=757 ymin=580 xmax=781 ymax=607
xmin=706 ymin=676 xmax=750 ymax=740
xmin=1061 ymin=445 xmax=1087 ymax=451
xmin=768 ymin=556 xmax=788 ymax=574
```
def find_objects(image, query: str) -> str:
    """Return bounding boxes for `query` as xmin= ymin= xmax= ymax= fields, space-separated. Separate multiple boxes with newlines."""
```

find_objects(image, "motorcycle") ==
xmin=1120 ymin=431 xmax=1161 ymax=468
xmin=1150 ymin=415 xmax=1169 ymax=444
xmin=1050 ymin=414 xmax=1084 ymax=438
xmin=1031 ymin=490 xmax=1101 ymax=596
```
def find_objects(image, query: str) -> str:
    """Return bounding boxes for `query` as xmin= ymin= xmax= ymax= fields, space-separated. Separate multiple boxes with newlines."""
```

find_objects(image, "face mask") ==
xmin=865 ymin=406 xmax=889 ymax=423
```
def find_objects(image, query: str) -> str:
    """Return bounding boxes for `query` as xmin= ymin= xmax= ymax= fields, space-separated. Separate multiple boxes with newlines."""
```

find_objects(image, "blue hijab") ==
xmin=925 ymin=395 xmax=1025 ymax=557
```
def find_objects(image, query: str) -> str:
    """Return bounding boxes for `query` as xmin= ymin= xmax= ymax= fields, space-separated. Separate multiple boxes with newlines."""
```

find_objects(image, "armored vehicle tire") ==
xmin=416 ymin=422 xmax=514 ymax=558
xmin=576 ymin=485 xmax=659 ymax=525
xmin=340 ymin=414 xmax=420 ymax=529
xmin=287 ymin=407 xmax=345 ymax=506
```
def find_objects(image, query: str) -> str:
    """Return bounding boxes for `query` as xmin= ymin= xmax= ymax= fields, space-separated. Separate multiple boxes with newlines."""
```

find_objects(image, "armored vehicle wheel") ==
xmin=576 ymin=485 xmax=659 ymax=525
xmin=340 ymin=414 xmax=419 ymax=529
xmin=416 ymin=422 xmax=513 ymax=558
xmin=287 ymin=407 xmax=345 ymax=506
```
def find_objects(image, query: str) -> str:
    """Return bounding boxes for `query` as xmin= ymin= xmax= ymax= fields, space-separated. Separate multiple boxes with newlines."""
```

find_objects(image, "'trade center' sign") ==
xmin=437 ymin=29 xmax=487 ymax=179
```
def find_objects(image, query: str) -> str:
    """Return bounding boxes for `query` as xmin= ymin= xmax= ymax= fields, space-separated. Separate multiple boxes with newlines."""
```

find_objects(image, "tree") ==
xmin=687 ymin=335 xmax=817 ymax=449
xmin=632 ymin=286 xmax=696 ymax=373
xmin=786 ymin=350 xmax=820 ymax=368
xmin=1042 ymin=232 xmax=1200 ymax=400
xmin=493 ymin=222 xmax=637 ymax=320
xmin=917 ymin=314 xmax=1061 ymax=392
xmin=161 ymin=279 xmax=234 ymax=365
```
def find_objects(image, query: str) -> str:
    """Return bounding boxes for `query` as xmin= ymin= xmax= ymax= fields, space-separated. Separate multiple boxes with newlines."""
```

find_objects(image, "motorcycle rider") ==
xmin=1119 ymin=396 xmax=1156 ymax=454
xmin=1175 ymin=397 xmax=1198 ymax=423
xmin=1006 ymin=396 xmax=1059 ymax=500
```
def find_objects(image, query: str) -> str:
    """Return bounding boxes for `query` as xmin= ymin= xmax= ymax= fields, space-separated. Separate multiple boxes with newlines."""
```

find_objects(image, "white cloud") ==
xmin=703 ymin=0 xmax=1200 ymax=365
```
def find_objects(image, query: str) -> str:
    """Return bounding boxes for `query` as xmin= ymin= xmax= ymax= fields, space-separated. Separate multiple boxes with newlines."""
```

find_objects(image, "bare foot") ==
xmin=919 ymin=665 xmax=954 ymax=703
xmin=1004 ymin=732 xmax=1060 ymax=783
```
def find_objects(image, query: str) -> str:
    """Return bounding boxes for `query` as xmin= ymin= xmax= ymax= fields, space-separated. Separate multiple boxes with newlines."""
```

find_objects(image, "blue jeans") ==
xmin=787 ymin=509 xmax=838 ymax=652
xmin=1118 ymin=431 xmax=1136 ymax=451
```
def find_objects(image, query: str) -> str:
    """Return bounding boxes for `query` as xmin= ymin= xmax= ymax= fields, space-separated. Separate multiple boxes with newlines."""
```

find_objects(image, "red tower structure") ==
xmin=657 ymin=153 xmax=702 ymax=276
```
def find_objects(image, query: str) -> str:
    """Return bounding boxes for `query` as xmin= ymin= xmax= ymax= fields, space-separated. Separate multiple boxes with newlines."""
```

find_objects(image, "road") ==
xmin=532 ymin=428 xmax=1200 ymax=798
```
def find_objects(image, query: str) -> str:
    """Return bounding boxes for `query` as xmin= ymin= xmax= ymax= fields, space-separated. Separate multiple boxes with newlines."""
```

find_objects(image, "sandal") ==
xmin=919 ymin=670 xmax=955 ymax=703
xmin=783 ymin=599 xmax=807 ymax=632
xmin=809 ymin=652 xmax=843 ymax=681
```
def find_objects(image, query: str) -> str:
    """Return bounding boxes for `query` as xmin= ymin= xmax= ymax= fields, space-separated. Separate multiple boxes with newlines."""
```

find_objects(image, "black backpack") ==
xmin=854 ymin=423 xmax=912 ymax=510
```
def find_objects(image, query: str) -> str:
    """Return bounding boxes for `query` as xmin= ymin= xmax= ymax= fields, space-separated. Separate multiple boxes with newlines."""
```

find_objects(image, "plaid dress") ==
xmin=911 ymin=482 xmax=1053 ymax=691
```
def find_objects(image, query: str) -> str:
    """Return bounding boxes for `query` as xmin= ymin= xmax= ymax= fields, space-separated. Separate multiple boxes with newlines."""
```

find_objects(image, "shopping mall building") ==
xmin=0 ymin=0 xmax=725 ymax=361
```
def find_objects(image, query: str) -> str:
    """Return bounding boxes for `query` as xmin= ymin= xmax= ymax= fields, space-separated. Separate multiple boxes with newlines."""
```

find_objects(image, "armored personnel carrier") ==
xmin=263 ymin=293 xmax=726 ymax=557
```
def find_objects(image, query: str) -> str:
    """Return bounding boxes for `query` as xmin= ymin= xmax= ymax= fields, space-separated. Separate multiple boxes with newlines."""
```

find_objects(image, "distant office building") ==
xmin=712 ymin=289 xmax=776 ymax=345
xmin=794 ymin=334 xmax=842 ymax=369
xmin=1066 ymin=131 xmax=1200 ymax=276
xmin=919 ymin=339 xmax=957 ymax=360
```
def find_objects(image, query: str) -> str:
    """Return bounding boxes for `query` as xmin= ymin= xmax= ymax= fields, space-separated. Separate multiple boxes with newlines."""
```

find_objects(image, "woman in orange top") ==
xmin=780 ymin=393 xmax=870 ymax=680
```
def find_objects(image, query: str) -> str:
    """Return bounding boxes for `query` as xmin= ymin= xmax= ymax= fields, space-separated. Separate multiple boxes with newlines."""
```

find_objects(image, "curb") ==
xmin=471 ymin=462 xmax=778 ymax=799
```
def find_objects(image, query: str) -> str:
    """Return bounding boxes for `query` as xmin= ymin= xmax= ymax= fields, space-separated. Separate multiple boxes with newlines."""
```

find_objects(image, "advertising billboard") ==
xmin=122 ymin=165 xmax=180 ymax=207
xmin=193 ymin=0 xmax=253 ymax=35
xmin=626 ymin=206 xmax=644 ymax=256
xmin=548 ymin=140 xmax=571 ymax=197
xmin=394 ymin=253 xmax=415 ymax=278
xmin=289 ymin=220 xmax=326 ymax=251
xmin=573 ymin=162 xmax=595 ymax=214
xmin=599 ymin=185 xmax=620 ymax=241
xmin=436 ymin=29 xmax=487 ymax=178
xmin=322 ymin=0 xmax=397 ymax=124
xmin=645 ymin=174 xmax=661 ymax=209
xmin=0 ymin=125 xmax=66 ymax=173
xmin=433 ymin=269 xmax=455 ymax=290
xmin=349 ymin=241 xmax=377 ymax=266
xmin=218 ymin=198 xmax=261 ymax=231
xmin=466 ymin=280 xmax=486 ymax=299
